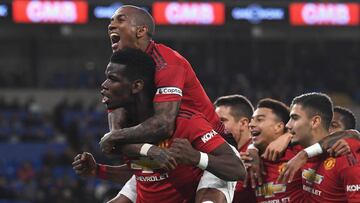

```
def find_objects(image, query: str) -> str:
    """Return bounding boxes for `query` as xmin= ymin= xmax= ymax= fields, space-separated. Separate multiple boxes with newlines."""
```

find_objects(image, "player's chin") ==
xmin=291 ymin=134 xmax=299 ymax=143
xmin=106 ymin=102 xmax=115 ymax=110
xmin=107 ymin=102 xmax=124 ymax=110
xmin=253 ymin=138 xmax=262 ymax=148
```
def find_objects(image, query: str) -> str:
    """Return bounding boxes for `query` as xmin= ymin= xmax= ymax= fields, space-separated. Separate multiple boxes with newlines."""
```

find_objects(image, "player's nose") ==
xmin=101 ymin=80 xmax=109 ymax=90
xmin=248 ymin=119 xmax=255 ymax=129
xmin=108 ymin=23 xmax=116 ymax=33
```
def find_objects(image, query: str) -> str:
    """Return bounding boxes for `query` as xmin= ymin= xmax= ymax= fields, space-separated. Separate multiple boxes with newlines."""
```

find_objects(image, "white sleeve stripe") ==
xmin=156 ymin=87 xmax=182 ymax=96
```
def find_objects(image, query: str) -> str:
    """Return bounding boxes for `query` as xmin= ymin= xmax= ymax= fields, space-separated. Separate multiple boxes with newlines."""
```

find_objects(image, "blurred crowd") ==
xmin=0 ymin=40 xmax=359 ymax=105
xmin=0 ymin=99 xmax=120 ymax=203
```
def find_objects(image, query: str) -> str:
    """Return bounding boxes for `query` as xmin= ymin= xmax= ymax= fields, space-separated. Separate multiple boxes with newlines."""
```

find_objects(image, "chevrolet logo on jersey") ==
xmin=255 ymin=182 xmax=287 ymax=198
xmin=302 ymin=168 xmax=324 ymax=184
xmin=131 ymin=157 xmax=162 ymax=172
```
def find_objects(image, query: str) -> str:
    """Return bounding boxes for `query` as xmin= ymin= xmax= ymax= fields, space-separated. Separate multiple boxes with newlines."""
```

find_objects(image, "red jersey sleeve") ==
xmin=178 ymin=114 xmax=225 ymax=153
xmin=153 ymin=63 xmax=186 ymax=103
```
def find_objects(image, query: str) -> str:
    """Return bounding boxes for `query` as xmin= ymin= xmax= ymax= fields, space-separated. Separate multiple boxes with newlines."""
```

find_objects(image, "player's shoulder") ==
xmin=153 ymin=42 xmax=190 ymax=65
xmin=345 ymin=138 xmax=360 ymax=152
xmin=176 ymin=110 xmax=210 ymax=126
xmin=332 ymin=149 xmax=360 ymax=172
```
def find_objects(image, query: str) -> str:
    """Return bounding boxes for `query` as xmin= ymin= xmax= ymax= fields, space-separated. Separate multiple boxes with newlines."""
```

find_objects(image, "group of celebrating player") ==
xmin=72 ymin=5 xmax=360 ymax=203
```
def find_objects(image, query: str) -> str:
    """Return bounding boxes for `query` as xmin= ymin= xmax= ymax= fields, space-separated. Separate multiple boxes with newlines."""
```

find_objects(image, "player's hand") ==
xmin=72 ymin=152 xmax=97 ymax=178
xmin=147 ymin=146 xmax=177 ymax=171
xmin=277 ymin=150 xmax=307 ymax=184
xmin=240 ymin=151 xmax=254 ymax=171
xmin=99 ymin=131 xmax=117 ymax=155
xmin=262 ymin=133 xmax=292 ymax=161
xmin=242 ymin=149 xmax=266 ymax=189
xmin=240 ymin=151 xmax=253 ymax=162
xmin=327 ymin=139 xmax=350 ymax=157
xmin=168 ymin=138 xmax=200 ymax=166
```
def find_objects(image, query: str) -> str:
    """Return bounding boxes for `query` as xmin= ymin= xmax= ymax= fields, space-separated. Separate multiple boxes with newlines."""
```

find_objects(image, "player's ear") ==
xmin=274 ymin=122 xmax=285 ymax=134
xmin=136 ymin=25 xmax=147 ymax=38
xmin=239 ymin=117 xmax=250 ymax=128
xmin=311 ymin=115 xmax=322 ymax=129
xmin=131 ymin=80 xmax=144 ymax=94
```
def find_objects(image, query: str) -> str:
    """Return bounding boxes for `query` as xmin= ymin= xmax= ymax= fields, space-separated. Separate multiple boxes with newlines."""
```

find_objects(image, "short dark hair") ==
xmin=291 ymin=92 xmax=333 ymax=130
xmin=334 ymin=106 xmax=356 ymax=130
xmin=110 ymin=48 xmax=156 ymax=94
xmin=214 ymin=95 xmax=254 ymax=120
xmin=257 ymin=98 xmax=290 ymax=127
xmin=122 ymin=5 xmax=155 ymax=37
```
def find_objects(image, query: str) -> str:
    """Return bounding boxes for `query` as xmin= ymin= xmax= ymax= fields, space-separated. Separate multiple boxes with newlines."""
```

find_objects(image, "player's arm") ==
xmin=169 ymin=138 xmax=245 ymax=181
xmin=240 ymin=146 xmax=267 ymax=188
xmin=262 ymin=132 xmax=293 ymax=161
xmin=319 ymin=129 xmax=359 ymax=155
xmin=299 ymin=129 xmax=358 ymax=161
xmin=103 ymin=106 xmax=178 ymax=170
xmin=72 ymin=152 xmax=133 ymax=184
xmin=117 ymin=144 xmax=178 ymax=171
xmin=100 ymin=101 xmax=180 ymax=153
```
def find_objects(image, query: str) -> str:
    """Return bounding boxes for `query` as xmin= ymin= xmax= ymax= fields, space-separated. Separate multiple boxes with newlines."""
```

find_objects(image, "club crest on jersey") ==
xmin=323 ymin=157 xmax=336 ymax=170
xmin=255 ymin=182 xmax=286 ymax=198
xmin=302 ymin=168 xmax=324 ymax=184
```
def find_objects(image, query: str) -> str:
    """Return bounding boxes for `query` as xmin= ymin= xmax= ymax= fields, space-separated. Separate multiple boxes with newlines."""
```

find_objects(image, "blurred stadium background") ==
xmin=0 ymin=0 xmax=359 ymax=202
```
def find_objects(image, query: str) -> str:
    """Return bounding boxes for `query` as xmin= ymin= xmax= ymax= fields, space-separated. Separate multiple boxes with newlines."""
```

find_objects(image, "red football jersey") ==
xmin=145 ymin=41 xmax=224 ymax=135
xmin=233 ymin=138 xmax=257 ymax=203
xmin=301 ymin=138 xmax=360 ymax=202
xmin=255 ymin=145 xmax=304 ymax=203
xmin=127 ymin=112 xmax=226 ymax=203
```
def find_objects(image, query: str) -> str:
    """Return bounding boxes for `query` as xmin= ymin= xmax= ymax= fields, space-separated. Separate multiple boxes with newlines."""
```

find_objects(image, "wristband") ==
xmin=140 ymin=144 xmax=154 ymax=156
xmin=97 ymin=164 xmax=107 ymax=179
xmin=304 ymin=143 xmax=323 ymax=158
xmin=247 ymin=143 xmax=259 ymax=151
xmin=197 ymin=152 xmax=209 ymax=170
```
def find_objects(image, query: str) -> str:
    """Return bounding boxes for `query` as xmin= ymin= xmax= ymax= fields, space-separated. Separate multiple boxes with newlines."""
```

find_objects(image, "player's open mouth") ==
xmin=110 ymin=33 xmax=120 ymax=49
xmin=102 ymin=95 xmax=109 ymax=104
xmin=101 ymin=90 xmax=110 ymax=104
xmin=251 ymin=130 xmax=261 ymax=137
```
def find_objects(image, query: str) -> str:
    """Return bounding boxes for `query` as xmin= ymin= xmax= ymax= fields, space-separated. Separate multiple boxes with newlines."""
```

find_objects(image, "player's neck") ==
xmin=236 ymin=130 xmax=251 ymax=150
xmin=138 ymin=39 xmax=151 ymax=52
xmin=127 ymin=94 xmax=153 ymax=124
xmin=308 ymin=129 xmax=329 ymax=147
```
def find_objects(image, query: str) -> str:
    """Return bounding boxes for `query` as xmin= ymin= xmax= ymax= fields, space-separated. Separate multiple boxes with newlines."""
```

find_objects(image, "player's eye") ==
xmin=108 ymin=76 xmax=118 ymax=82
